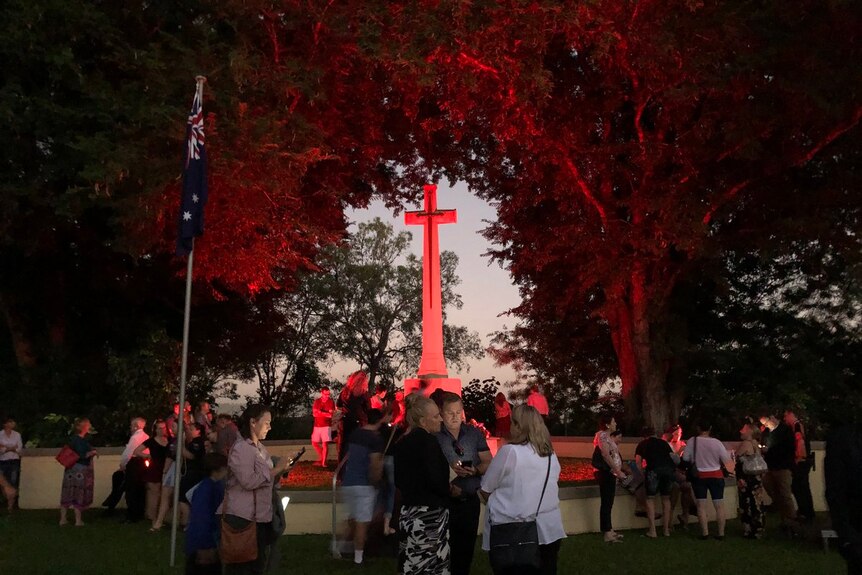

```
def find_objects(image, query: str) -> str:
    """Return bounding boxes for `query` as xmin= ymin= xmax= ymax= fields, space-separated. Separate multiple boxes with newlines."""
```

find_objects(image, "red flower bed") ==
xmin=280 ymin=459 xmax=595 ymax=490
xmin=558 ymin=458 xmax=597 ymax=485
xmin=279 ymin=461 xmax=334 ymax=490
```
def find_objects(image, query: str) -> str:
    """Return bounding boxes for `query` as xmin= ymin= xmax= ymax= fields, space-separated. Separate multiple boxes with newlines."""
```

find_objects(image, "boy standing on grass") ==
xmin=341 ymin=408 xmax=387 ymax=565
xmin=185 ymin=452 xmax=228 ymax=575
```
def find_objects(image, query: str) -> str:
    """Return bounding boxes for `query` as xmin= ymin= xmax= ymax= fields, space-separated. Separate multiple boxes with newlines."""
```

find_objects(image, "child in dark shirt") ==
xmin=185 ymin=452 xmax=228 ymax=575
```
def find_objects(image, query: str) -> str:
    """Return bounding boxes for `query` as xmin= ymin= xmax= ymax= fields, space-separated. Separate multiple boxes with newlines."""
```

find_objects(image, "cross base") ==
xmin=403 ymin=377 xmax=462 ymax=397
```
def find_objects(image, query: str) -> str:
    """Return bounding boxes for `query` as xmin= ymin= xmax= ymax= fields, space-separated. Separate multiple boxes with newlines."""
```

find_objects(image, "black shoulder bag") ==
xmin=686 ymin=437 xmax=700 ymax=481
xmin=489 ymin=455 xmax=552 ymax=571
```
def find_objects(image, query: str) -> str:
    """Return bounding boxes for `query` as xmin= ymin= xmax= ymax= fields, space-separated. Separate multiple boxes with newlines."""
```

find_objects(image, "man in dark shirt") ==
xmin=635 ymin=427 xmax=677 ymax=538
xmin=760 ymin=413 xmax=799 ymax=533
xmin=825 ymin=422 xmax=862 ymax=575
xmin=436 ymin=392 xmax=491 ymax=575
xmin=785 ymin=409 xmax=815 ymax=522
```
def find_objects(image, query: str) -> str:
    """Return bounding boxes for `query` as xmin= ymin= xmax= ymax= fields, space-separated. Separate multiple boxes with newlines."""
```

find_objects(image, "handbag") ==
xmin=740 ymin=453 xmax=768 ymax=475
xmin=220 ymin=445 xmax=259 ymax=564
xmin=488 ymin=455 xmax=552 ymax=571
xmin=685 ymin=437 xmax=700 ymax=481
xmin=591 ymin=446 xmax=611 ymax=472
xmin=56 ymin=445 xmax=79 ymax=469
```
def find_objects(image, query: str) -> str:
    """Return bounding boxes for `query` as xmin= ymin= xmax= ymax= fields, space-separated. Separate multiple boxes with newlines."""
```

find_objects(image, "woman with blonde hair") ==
xmin=60 ymin=418 xmax=98 ymax=526
xmin=736 ymin=420 xmax=767 ymax=538
xmin=393 ymin=394 xmax=451 ymax=575
xmin=480 ymin=405 xmax=565 ymax=575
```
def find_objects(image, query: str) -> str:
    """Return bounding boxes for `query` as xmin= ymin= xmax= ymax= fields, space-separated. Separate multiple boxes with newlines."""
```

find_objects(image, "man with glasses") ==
xmin=436 ymin=392 xmax=492 ymax=575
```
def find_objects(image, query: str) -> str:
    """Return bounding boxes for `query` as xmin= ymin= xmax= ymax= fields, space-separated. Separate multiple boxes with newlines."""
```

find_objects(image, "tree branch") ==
xmin=561 ymin=156 xmax=609 ymax=230
xmin=704 ymin=105 xmax=862 ymax=226
xmin=799 ymin=106 xmax=862 ymax=165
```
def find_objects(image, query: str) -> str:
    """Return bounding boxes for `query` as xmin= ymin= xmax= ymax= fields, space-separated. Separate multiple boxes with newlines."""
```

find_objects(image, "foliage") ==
xmin=228 ymin=281 xmax=334 ymax=412
xmin=2 ymin=0 xmax=860 ymax=440
xmin=342 ymin=0 xmax=862 ymax=428
xmin=678 ymin=243 xmax=861 ymax=439
xmin=0 ymin=0 xmax=426 ymax=440
xmin=21 ymin=413 xmax=78 ymax=449
xmin=461 ymin=377 xmax=500 ymax=428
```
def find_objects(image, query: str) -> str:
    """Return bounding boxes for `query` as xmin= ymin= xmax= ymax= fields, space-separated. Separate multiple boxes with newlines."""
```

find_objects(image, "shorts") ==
xmin=645 ymin=467 xmax=676 ymax=497
xmin=343 ymin=485 xmax=377 ymax=523
xmin=163 ymin=461 xmax=176 ymax=488
xmin=311 ymin=426 xmax=332 ymax=443
xmin=692 ymin=477 xmax=725 ymax=501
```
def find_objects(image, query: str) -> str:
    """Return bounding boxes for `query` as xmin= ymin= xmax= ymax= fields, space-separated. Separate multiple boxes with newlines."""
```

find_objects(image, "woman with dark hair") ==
xmin=221 ymin=404 xmax=292 ymax=574
xmin=663 ymin=424 xmax=695 ymax=530
xmin=59 ymin=418 xmax=98 ymax=526
xmin=594 ymin=414 xmax=626 ymax=543
xmin=480 ymin=405 xmax=565 ymax=575
xmin=337 ymin=371 xmax=371 ymax=462
xmin=134 ymin=419 xmax=169 ymax=522
xmin=0 ymin=417 xmax=23 ymax=511
xmin=682 ymin=422 xmax=734 ymax=540
xmin=494 ymin=392 xmax=512 ymax=439
xmin=152 ymin=419 xmax=179 ymax=531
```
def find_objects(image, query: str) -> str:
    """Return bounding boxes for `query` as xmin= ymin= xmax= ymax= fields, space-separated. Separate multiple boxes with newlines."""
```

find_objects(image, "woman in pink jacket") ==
xmin=221 ymin=405 xmax=292 ymax=574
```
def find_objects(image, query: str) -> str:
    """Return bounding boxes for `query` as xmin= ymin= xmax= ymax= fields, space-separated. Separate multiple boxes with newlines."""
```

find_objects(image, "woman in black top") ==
xmin=134 ymin=419 xmax=169 ymax=522
xmin=393 ymin=394 xmax=451 ymax=575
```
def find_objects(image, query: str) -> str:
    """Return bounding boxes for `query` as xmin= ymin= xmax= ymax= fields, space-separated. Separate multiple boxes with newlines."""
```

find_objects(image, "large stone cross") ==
xmin=405 ymin=184 xmax=457 ymax=378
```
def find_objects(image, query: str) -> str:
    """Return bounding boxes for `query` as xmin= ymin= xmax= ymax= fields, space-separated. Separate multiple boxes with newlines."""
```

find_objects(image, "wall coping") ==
xmin=21 ymin=436 xmax=825 ymax=456
xmin=279 ymin=478 xmax=739 ymax=504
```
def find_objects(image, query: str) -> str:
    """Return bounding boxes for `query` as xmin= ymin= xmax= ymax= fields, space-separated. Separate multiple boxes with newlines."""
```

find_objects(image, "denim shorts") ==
xmin=692 ymin=477 xmax=725 ymax=501
xmin=343 ymin=485 xmax=377 ymax=523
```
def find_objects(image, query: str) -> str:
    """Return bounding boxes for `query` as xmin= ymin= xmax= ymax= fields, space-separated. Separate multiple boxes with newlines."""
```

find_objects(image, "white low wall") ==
xmin=14 ymin=439 xmax=828 ymax=536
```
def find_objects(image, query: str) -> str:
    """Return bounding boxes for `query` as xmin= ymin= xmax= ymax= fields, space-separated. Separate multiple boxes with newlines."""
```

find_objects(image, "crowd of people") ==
xmin=590 ymin=409 xmax=821 ymax=547
xmin=1 ymin=378 xmax=860 ymax=575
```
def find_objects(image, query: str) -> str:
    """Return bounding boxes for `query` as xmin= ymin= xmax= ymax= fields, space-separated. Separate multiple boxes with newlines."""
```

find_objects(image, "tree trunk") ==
xmin=0 ymin=290 xmax=39 ymax=416
xmin=0 ymin=291 xmax=37 ymax=370
xmin=606 ymin=266 xmax=677 ymax=431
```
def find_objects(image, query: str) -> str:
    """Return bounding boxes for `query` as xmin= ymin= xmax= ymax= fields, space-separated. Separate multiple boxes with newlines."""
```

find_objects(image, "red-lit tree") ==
xmin=345 ymin=0 xmax=862 ymax=428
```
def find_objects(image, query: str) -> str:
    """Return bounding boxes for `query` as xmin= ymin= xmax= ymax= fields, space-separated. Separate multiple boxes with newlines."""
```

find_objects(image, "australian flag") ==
xmin=176 ymin=80 xmax=208 ymax=256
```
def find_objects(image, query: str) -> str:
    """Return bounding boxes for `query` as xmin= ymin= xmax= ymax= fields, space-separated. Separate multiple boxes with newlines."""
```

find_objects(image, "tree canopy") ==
xmin=1 ymin=0 xmax=859 ymax=438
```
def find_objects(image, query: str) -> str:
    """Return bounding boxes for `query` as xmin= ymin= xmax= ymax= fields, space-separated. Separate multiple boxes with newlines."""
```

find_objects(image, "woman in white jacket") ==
xmin=480 ymin=405 xmax=566 ymax=575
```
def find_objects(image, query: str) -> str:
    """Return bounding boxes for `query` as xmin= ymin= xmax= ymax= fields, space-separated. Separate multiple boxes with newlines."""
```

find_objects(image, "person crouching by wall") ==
xmin=185 ymin=452 xmax=228 ymax=575
xmin=221 ymin=404 xmax=293 ymax=575
xmin=394 ymin=394 xmax=451 ymax=575
xmin=480 ymin=405 xmax=565 ymax=575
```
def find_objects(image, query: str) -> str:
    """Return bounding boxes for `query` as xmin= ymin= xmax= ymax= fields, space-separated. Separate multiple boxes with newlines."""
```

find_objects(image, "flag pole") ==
xmin=169 ymin=239 xmax=194 ymax=567
xmin=170 ymin=74 xmax=206 ymax=567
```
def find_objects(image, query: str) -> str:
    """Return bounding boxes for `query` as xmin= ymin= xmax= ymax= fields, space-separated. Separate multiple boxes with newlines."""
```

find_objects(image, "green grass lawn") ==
xmin=0 ymin=510 xmax=844 ymax=575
